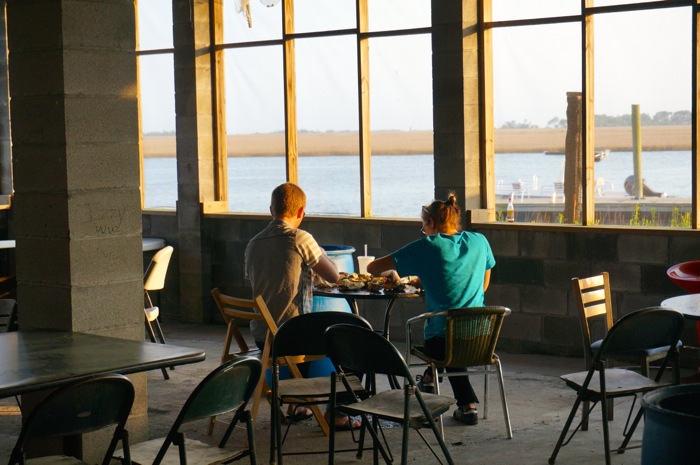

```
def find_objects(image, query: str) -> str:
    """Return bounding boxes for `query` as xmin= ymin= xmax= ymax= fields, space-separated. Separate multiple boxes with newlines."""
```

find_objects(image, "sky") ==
xmin=137 ymin=0 xmax=691 ymax=134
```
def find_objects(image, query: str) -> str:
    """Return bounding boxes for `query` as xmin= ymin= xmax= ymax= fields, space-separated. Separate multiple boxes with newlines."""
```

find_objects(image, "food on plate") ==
xmin=316 ymin=271 xmax=421 ymax=294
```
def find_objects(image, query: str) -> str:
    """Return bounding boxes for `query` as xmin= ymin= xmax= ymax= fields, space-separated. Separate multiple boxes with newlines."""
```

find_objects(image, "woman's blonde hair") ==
xmin=271 ymin=182 xmax=306 ymax=217
xmin=422 ymin=193 xmax=461 ymax=232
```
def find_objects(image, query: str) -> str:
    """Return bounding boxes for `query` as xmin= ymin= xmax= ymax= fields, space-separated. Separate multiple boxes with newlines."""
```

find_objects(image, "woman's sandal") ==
xmin=453 ymin=407 xmax=478 ymax=425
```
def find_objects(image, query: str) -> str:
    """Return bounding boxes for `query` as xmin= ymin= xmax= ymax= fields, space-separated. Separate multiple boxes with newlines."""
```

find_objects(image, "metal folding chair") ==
xmin=548 ymin=307 xmax=685 ymax=465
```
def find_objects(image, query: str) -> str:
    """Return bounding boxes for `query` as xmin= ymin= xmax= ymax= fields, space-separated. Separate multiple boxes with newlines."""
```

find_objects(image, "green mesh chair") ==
xmin=406 ymin=306 xmax=513 ymax=438
xmin=119 ymin=356 xmax=262 ymax=465
xmin=8 ymin=374 xmax=135 ymax=465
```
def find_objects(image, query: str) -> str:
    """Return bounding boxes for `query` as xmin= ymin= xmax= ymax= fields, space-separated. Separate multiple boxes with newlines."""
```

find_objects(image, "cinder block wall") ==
xmin=144 ymin=211 xmax=699 ymax=357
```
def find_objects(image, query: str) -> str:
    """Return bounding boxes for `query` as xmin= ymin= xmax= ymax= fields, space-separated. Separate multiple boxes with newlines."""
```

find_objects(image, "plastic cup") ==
xmin=357 ymin=256 xmax=375 ymax=275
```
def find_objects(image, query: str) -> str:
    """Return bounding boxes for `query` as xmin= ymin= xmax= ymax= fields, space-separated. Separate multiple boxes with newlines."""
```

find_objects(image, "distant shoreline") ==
xmin=142 ymin=126 xmax=691 ymax=158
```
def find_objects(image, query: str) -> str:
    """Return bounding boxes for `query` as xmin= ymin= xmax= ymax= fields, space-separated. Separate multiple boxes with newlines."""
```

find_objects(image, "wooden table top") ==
xmin=0 ymin=330 xmax=205 ymax=398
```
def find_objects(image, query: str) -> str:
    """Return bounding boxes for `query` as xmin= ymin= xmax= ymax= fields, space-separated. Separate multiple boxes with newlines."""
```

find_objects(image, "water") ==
xmin=496 ymin=151 xmax=691 ymax=199
xmin=144 ymin=151 xmax=691 ymax=216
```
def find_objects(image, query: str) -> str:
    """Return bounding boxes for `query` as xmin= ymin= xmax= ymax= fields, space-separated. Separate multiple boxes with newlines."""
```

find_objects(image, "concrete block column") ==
xmin=6 ymin=0 xmax=146 ymax=458
xmin=172 ymin=0 xmax=218 ymax=323
xmin=431 ymin=0 xmax=482 ymax=210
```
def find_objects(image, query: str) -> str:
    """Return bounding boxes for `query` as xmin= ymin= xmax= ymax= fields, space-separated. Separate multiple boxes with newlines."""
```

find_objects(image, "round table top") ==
xmin=660 ymin=294 xmax=700 ymax=321
xmin=313 ymin=286 xmax=422 ymax=300
xmin=0 ymin=238 xmax=164 ymax=252
xmin=0 ymin=240 xmax=15 ymax=250
xmin=142 ymin=237 xmax=166 ymax=252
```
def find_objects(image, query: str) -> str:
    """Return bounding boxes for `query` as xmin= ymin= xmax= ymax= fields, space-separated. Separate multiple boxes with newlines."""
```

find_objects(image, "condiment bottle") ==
xmin=507 ymin=197 xmax=515 ymax=222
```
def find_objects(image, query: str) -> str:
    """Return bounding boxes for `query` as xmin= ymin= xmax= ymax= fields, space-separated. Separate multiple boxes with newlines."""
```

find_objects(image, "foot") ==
xmin=453 ymin=407 xmax=478 ymax=425
xmin=285 ymin=406 xmax=313 ymax=423
xmin=416 ymin=372 xmax=434 ymax=394
xmin=325 ymin=411 xmax=361 ymax=430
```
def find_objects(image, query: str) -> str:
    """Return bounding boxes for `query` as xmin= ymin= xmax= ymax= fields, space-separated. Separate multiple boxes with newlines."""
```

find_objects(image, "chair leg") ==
xmin=144 ymin=318 xmax=168 ymax=379
xmin=495 ymin=360 xmax=513 ymax=439
xmin=414 ymin=385 xmax=454 ymax=465
xmin=600 ymin=392 xmax=612 ymax=465
xmin=430 ymin=365 xmax=445 ymax=438
xmin=549 ymin=394 xmax=585 ymax=464
xmin=483 ymin=365 xmax=489 ymax=419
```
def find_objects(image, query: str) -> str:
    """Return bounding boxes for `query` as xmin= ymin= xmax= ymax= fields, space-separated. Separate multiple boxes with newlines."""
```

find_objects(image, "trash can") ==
xmin=312 ymin=245 xmax=355 ymax=313
xmin=641 ymin=384 xmax=700 ymax=465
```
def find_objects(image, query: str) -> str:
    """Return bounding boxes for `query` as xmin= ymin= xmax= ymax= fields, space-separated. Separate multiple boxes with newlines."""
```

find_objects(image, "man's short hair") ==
xmin=271 ymin=182 xmax=306 ymax=217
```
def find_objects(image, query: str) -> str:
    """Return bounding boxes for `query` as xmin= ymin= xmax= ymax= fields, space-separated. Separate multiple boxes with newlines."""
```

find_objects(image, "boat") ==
xmin=543 ymin=149 xmax=610 ymax=162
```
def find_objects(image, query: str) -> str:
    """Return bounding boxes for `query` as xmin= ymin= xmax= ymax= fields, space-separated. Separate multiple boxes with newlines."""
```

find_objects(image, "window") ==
xmin=137 ymin=0 xmax=176 ymax=210
xmin=489 ymin=0 xmax=695 ymax=228
xmin=217 ymin=0 xmax=433 ymax=218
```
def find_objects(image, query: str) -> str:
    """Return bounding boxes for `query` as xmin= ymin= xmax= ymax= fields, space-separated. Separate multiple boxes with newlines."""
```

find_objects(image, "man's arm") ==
xmin=312 ymin=254 xmax=339 ymax=283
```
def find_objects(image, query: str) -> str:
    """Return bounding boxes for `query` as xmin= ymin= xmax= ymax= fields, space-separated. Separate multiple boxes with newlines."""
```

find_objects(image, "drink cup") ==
xmin=357 ymin=256 xmax=375 ymax=275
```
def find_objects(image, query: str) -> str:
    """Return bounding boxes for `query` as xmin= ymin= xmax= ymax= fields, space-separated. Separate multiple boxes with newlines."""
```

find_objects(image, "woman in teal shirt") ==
xmin=367 ymin=194 xmax=495 ymax=426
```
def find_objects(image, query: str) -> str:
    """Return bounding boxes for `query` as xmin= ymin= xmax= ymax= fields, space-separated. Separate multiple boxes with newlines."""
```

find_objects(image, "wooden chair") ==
xmin=208 ymin=288 xmax=331 ymax=438
xmin=209 ymin=288 xmax=275 ymax=433
xmin=548 ymin=307 xmax=684 ymax=465
xmin=406 ymin=306 xmax=513 ymax=439
xmin=572 ymin=272 xmax=678 ymax=430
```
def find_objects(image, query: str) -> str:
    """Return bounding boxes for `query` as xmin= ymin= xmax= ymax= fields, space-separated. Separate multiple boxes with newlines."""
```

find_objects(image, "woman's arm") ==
xmin=367 ymin=255 xmax=395 ymax=277
xmin=483 ymin=269 xmax=492 ymax=292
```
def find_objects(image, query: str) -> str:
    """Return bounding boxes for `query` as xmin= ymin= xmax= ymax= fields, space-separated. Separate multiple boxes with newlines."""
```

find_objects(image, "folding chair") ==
xmin=548 ymin=307 xmax=685 ymax=465
xmin=9 ymin=374 xmax=134 ymax=465
xmin=269 ymin=311 xmax=372 ymax=465
xmin=144 ymin=245 xmax=174 ymax=379
xmin=119 ymin=356 xmax=261 ymax=465
xmin=324 ymin=323 xmax=455 ymax=465
xmin=209 ymin=289 xmax=276 ymax=433
xmin=406 ymin=306 xmax=513 ymax=438
xmin=572 ymin=272 xmax=679 ymax=429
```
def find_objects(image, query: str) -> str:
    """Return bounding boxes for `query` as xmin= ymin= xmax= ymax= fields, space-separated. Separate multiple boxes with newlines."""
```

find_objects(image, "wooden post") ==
xmin=564 ymin=92 xmax=583 ymax=224
xmin=632 ymin=104 xmax=643 ymax=199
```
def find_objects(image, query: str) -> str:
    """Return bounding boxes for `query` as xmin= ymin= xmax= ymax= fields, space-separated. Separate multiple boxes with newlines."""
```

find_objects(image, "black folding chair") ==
xmin=269 ymin=311 xmax=372 ymax=465
xmin=548 ymin=307 xmax=685 ymax=465
xmin=324 ymin=323 xmax=455 ymax=465
xmin=9 ymin=374 xmax=134 ymax=465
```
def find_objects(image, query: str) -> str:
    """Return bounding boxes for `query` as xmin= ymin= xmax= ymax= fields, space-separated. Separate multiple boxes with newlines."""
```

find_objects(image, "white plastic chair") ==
xmin=144 ymin=245 xmax=174 ymax=378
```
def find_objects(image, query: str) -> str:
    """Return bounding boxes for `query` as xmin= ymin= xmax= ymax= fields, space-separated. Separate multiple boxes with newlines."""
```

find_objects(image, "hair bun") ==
xmin=446 ymin=193 xmax=457 ymax=206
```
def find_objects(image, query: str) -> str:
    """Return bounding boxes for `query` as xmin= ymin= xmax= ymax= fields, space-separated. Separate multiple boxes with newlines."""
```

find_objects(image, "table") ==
xmin=313 ymin=287 xmax=423 ymax=340
xmin=314 ymin=287 xmax=422 ymax=389
xmin=0 ymin=329 xmax=205 ymax=399
xmin=660 ymin=294 xmax=700 ymax=320
xmin=0 ymin=238 xmax=165 ymax=252
xmin=142 ymin=237 xmax=166 ymax=252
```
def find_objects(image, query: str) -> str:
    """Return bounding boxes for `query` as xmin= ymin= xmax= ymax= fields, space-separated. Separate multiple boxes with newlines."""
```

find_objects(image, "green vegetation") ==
xmin=503 ymin=110 xmax=691 ymax=129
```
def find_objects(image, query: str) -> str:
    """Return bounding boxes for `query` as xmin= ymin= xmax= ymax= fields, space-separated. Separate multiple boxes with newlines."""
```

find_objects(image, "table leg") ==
xmin=344 ymin=297 xmax=360 ymax=315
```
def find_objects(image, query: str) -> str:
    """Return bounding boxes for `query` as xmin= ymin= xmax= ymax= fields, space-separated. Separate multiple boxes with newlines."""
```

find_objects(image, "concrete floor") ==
xmin=0 ymin=320 xmax=678 ymax=465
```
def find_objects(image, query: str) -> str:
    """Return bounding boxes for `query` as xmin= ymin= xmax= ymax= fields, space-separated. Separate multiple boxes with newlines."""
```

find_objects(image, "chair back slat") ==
xmin=572 ymin=272 xmax=614 ymax=355
xmin=443 ymin=306 xmax=508 ymax=367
